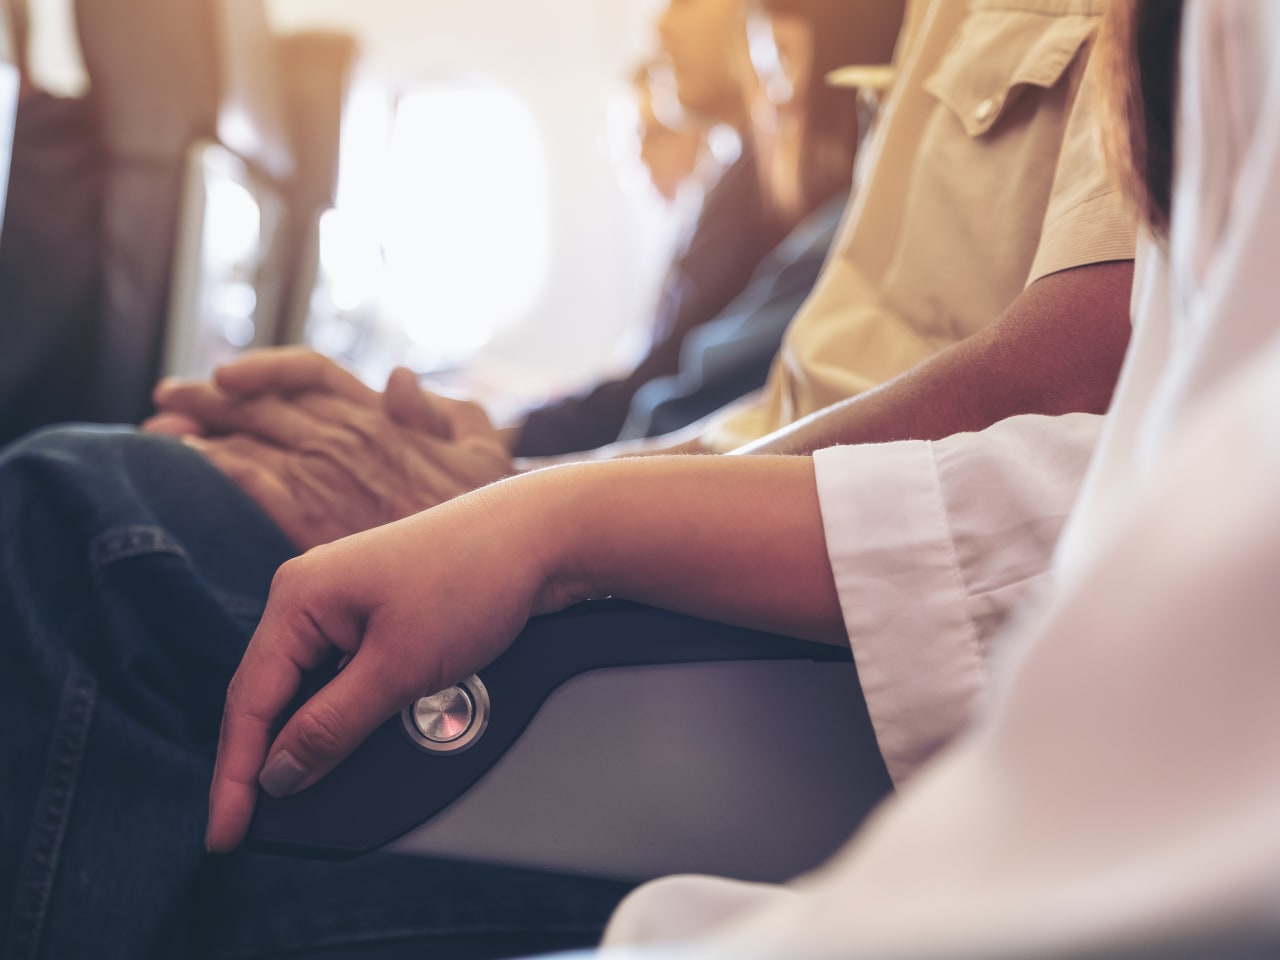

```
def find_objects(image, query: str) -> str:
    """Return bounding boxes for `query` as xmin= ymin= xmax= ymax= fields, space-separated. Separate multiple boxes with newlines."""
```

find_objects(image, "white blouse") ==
xmin=604 ymin=1 xmax=1280 ymax=954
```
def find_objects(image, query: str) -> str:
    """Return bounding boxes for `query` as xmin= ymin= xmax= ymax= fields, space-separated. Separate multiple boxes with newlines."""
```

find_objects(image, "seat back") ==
xmin=75 ymin=0 xmax=300 ymax=410
xmin=163 ymin=0 xmax=333 ymax=380
xmin=213 ymin=0 xmax=293 ymax=183
xmin=74 ymin=0 xmax=220 ymax=421
xmin=0 ymin=3 xmax=105 ymax=445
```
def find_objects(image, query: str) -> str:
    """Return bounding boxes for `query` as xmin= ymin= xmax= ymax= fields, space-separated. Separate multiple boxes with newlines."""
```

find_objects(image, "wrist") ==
xmin=498 ymin=463 xmax=609 ymax=616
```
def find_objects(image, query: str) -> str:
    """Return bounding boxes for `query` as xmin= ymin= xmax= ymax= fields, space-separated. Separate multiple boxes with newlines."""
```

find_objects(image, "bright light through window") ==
xmin=375 ymin=83 xmax=551 ymax=362
xmin=314 ymin=79 xmax=552 ymax=374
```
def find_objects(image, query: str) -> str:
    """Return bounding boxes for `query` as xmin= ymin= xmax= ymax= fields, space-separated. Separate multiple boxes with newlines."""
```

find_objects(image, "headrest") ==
xmin=276 ymin=30 xmax=358 ymax=209
xmin=214 ymin=0 xmax=294 ymax=182
xmin=75 ymin=0 xmax=219 ymax=158
xmin=74 ymin=0 xmax=294 ymax=181
xmin=0 ymin=0 xmax=13 ymax=65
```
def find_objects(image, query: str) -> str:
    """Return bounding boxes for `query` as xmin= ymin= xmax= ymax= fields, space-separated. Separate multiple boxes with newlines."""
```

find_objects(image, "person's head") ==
xmin=632 ymin=64 xmax=709 ymax=204
xmin=748 ymin=0 xmax=905 ymax=222
xmin=656 ymin=0 xmax=754 ymax=126
xmin=1098 ymin=0 xmax=1187 ymax=241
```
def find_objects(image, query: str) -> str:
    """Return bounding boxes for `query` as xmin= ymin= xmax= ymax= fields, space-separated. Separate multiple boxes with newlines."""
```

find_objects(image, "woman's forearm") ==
xmin=209 ymin=452 xmax=847 ymax=850
xmin=524 ymin=456 xmax=848 ymax=646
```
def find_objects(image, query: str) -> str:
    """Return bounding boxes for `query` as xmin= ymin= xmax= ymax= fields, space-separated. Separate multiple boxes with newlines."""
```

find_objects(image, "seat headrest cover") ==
xmin=0 ymin=3 xmax=11 ymax=65
xmin=216 ymin=0 xmax=294 ymax=182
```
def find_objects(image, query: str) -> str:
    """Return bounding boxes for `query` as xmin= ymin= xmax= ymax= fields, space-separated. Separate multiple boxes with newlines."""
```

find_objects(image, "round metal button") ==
xmin=412 ymin=686 xmax=474 ymax=743
xmin=401 ymin=675 xmax=491 ymax=755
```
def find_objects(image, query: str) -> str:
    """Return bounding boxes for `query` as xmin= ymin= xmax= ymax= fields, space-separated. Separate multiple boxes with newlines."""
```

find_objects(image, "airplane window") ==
xmin=311 ymin=78 xmax=551 ymax=376
xmin=202 ymin=176 xmax=264 ymax=349
xmin=164 ymin=144 xmax=286 ymax=380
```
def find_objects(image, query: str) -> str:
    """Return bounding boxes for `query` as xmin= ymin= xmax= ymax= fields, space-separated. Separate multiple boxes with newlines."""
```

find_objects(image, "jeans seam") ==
xmin=212 ymin=921 xmax=612 ymax=960
xmin=88 ymin=526 xmax=263 ymax=624
xmin=88 ymin=525 xmax=187 ymax=574
xmin=3 ymin=667 xmax=97 ymax=960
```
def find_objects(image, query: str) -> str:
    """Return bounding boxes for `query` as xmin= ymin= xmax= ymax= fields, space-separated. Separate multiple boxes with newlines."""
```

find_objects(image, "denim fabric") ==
xmin=0 ymin=426 xmax=632 ymax=960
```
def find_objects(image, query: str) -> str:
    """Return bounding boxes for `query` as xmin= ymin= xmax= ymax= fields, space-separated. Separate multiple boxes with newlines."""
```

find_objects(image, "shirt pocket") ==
xmin=923 ymin=9 xmax=1098 ymax=138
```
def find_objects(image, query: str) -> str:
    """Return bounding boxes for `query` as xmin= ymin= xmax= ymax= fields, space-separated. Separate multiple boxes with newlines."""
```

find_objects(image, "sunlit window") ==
xmin=202 ymin=174 xmax=263 ymax=349
xmin=315 ymin=78 xmax=551 ymax=373
xmin=164 ymin=143 xmax=285 ymax=379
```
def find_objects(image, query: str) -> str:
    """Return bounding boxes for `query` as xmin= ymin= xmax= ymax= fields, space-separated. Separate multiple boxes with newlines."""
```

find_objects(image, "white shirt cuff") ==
xmin=814 ymin=442 xmax=985 ymax=784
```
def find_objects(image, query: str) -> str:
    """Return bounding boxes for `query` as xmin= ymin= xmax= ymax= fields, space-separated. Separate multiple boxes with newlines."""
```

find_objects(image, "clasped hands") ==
xmin=144 ymin=348 xmax=515 ymax=549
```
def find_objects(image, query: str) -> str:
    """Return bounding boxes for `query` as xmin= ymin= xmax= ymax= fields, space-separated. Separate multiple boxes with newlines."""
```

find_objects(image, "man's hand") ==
xmin=148 ymin=347 xmax=499 ymax=444
xmin=180 ymin=384 xmax=512 ymax=549
xmin=146 ymin=352 xmax=514 ymax=548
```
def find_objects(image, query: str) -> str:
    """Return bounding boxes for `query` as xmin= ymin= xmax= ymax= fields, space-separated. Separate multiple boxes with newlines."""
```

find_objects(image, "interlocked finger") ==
xmin=216 ymin=347 xmax=378 ymax=405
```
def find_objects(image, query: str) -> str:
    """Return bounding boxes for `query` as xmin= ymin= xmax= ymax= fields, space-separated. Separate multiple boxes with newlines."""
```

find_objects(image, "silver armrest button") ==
xmin=414 ymin=686 xmax=473 ymax=742
xmin=402 ymin=676 xmax=490 ymax=754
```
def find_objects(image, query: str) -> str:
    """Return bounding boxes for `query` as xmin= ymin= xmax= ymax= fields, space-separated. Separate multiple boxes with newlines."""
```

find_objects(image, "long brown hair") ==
xmin=762 ymin=0 xmax=906 ymax=215
xmin=1098 ymin=0 xmax=1186 ymax=240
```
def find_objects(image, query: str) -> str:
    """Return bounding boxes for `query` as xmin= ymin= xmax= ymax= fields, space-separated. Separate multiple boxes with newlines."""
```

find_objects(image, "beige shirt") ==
xmin=703 ymin=0 xmax=1136 ymax=450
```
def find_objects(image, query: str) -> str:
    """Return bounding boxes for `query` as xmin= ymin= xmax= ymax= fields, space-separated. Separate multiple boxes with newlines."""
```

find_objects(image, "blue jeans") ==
xmin=0 ymin=426 xmax=633 ymax=960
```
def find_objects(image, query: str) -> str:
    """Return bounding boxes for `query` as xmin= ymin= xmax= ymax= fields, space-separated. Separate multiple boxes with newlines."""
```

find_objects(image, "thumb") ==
xmin=258 ymin=646 xmax=421 ymax=798
xmin=385 ymin=366 xmax=454 ymax=439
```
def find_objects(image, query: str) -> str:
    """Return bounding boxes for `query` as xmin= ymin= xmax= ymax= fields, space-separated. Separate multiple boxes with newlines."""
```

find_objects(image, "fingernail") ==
xmin=259 ymin=749 xmax=308 ymax=798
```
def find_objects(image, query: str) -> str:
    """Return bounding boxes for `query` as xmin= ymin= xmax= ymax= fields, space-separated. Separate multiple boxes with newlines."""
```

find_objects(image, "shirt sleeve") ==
xmin=1025 ymin=48 xmax=1138 ymax=285
xmin=812 ymin=411 xmax=1102 ymax=783
xmin=618 ymin=198 xmax=845 ymax=441
xmin=604 ymin=346 xmax=1280 ymax=960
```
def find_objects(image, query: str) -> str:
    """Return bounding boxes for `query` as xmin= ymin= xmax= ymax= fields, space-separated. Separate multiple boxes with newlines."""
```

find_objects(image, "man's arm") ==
xmin=575 ymin=258 xmax=1134 ymax=461
xmin=733 ymin=259 xmax=1135 ymax=455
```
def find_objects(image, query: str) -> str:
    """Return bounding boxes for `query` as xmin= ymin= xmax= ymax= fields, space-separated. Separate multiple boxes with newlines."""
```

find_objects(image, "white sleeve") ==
xmin=606 ymin=387 xmax=1280 ymax=958
xmin=694 ymin=339 xmax=1280 ymax=960
xmin=812 ymin=411 xmax=1101 ymax=783
xmin=602 ymin=413 xmax=1103 ymax=952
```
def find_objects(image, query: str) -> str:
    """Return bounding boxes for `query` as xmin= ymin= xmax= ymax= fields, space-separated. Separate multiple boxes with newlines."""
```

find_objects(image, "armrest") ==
xmin=247 ymin=600 xmax=892 ymax=882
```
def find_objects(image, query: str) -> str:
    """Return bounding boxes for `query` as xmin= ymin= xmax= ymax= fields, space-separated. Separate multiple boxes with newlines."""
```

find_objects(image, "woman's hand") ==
xmin=204 ymin=474 xmax=583 ymax=853
xmin=205 ymin=454 xmax=847 ymax=854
